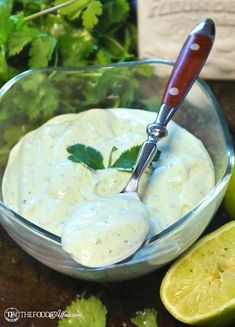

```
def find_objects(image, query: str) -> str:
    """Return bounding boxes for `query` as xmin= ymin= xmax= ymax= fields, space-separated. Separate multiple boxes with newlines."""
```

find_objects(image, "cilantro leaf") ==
xmin=95 ymin=49 xmax=112 ymax=65
xmin=19 ymin=0 xmax=47 ymax=16
xmin=58 ymin=29 xmax=94 ymax=66
xmin=123 ymin=23 xmax=136 ymax=54
xmin=56 ymin=0 xmax=88 ymax=20
xmin=29 ymin=35 xmax=57 ymax=67
xmin=67 ymin=143 xmax=105 ymax=170
xmin=134 ymin=64 xmax=154 ymax=78
xmin=82 ymin=0 xmax=103 ymax=30
xmin=93 ymin=68 xmax=139 ymax=106
xmin=0 ymin=45 xmax=9 ymax=81
xmin=58 ymin=296 xmax=107 ymax=327
xmin=100 ymin=35 xmax=129 ymax=59
xmin=111 ymin=145 xmax=160 ymax=171
xmin=153 ymin=149 xmax=161 ymax=162
xmin=110 ymin=0 xmax=130 ymax=23
xmin=0 ymin=0 xmax=13 ymax=45
xmin=8 ymin=25 xmax=39 ymax=56
xmin=9 ymin=73 xmax=59 ymax=121
xmin=131 ymin=308 xmax=158 ymax=327
xmin=111 ymin=145 xmax=141 ymax=171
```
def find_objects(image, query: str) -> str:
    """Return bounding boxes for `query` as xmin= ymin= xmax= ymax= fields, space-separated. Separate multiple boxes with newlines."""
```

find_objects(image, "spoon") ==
xmin=62 ymin=18 xmax=215 ymax=268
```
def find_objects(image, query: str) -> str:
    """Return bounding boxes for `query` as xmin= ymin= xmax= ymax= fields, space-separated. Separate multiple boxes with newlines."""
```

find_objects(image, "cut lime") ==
xmin=160 ymin=221 xmax=235 ymax=326
xmin=224 ymin=168 xmax=235 ymax=219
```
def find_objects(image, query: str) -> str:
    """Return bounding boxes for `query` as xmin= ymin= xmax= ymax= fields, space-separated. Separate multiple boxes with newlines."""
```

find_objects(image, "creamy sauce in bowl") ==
xmin=62 ymin=192 xmax=150 ymax=267
xmin=2 ymin=108 xmax=215 ymax=265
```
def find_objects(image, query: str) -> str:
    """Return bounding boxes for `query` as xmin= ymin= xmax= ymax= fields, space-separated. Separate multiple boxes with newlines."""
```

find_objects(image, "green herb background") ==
xmin=0 ymin=0 xmax=162 ymax=169
xmin=0 ymin=0 xmax=137 ymax=85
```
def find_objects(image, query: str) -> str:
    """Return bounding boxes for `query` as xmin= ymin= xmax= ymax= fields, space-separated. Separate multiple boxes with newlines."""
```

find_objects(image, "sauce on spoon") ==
xmin=62 ymin=192 xmax=150 ymax=267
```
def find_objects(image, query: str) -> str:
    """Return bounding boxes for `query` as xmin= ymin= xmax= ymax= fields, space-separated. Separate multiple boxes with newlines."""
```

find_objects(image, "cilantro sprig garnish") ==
xmin=67 ymin=143 xmax=161 ymax=172
xmin=67 ymin=143 xmax=105 ymax=170
xmin=111 ymin=145 xmax=143 ymax=171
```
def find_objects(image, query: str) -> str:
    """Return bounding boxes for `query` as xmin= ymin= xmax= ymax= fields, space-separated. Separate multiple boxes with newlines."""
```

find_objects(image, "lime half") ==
xmin=160 ymin=221 xmax=235 ymax=326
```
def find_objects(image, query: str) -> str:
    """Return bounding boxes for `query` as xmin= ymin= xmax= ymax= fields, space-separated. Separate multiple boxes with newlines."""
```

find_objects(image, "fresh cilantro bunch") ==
xmin=0 ymin=0 xmax=137 ymax=85
xmin=0 ymin=0 xmax=160 ymax=170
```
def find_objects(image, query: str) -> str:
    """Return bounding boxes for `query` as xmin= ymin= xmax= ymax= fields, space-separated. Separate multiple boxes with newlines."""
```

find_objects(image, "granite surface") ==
xmin=0 ymin=81 xmax=234 ymax=327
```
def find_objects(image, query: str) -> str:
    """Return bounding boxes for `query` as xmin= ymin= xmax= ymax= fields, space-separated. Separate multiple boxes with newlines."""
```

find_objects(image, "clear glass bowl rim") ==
xmin=0 ymin=59 xmax=234 ymax=270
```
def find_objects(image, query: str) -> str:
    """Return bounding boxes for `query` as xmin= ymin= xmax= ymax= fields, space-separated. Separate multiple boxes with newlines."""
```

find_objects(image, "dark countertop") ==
xmin=207 ymin=80 xmax=235 ymax=134
xmin=0 ymin=81 xmax=234 ymax=327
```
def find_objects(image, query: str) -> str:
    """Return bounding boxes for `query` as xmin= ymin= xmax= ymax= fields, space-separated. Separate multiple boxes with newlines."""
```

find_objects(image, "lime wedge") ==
xmin=160 ymin=221 xmax=235 ymax=326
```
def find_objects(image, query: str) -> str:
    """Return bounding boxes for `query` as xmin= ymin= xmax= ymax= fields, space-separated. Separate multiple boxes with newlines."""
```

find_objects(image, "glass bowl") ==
xmin=0 ymin=60 xmax=233 ymax=282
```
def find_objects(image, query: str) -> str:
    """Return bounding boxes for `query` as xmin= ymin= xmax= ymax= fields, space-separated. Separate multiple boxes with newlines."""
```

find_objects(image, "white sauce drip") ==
xmin=2 ymin=108 xmax=215 ymax=264
xmin=62 ymin=192 xmax=150 ymax=267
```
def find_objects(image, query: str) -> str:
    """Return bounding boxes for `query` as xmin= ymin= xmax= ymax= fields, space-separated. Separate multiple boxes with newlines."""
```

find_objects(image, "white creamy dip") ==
xmin=2 ymin=108 xmax=215 ymax=264
xmin=62 ymin=192 xmax=150 ymax=267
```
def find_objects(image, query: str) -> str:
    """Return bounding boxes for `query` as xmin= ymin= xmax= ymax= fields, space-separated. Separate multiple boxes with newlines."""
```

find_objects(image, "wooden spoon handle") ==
xmin=162 ymin=19 xmax=215 ymax=108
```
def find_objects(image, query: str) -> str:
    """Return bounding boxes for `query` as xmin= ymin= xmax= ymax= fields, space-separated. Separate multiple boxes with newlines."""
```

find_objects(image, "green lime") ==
xmin=160 ymin=221 xmax=235 ymax=326
xmin=224 ymin=168 xmax=235 ymax=219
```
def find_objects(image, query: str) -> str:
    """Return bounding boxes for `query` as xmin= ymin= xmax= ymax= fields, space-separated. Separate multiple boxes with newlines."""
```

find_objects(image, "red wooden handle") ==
xmin=162 ymin=19 xmax=215 ymax=108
